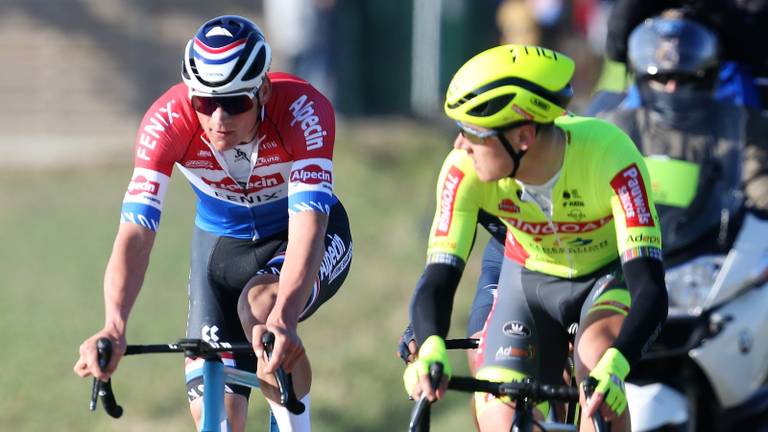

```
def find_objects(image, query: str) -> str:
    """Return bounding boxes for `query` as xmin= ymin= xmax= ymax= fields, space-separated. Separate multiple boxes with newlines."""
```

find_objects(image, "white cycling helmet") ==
xmin=182 ymin=15 xmax=272 ymax=95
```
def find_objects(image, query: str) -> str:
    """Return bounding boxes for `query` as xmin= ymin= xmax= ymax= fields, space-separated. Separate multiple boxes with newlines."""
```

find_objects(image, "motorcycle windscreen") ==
xmin=643 ymin=155 xmax=740 ymax=256
xmin=644 ymin=157 xmax=699 ymax=208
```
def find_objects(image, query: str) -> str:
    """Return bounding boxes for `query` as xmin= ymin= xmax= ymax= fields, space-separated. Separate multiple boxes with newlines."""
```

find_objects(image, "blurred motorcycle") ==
xmin=626 ymin=152 xmax=768 ymax=431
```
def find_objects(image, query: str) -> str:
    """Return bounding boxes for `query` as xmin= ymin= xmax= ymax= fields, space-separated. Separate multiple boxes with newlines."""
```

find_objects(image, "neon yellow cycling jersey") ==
xmin=427 ymin=115 xmax=662 ymax=278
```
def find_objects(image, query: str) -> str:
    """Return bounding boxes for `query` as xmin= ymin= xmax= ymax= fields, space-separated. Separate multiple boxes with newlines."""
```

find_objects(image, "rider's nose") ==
xmin=456 ymin=134 xmax=472 ymax=152
xmin=210 ymin=105 xmax=229 ymax=121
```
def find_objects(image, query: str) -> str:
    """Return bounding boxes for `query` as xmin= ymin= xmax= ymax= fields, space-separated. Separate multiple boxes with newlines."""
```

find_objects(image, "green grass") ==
xmin=0 ymin=120 xmax=491 ymax=431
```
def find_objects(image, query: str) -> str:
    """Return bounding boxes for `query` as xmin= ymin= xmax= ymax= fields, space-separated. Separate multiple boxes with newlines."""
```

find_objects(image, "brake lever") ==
xmin=261 ymin=331 xmax=306 ymax=415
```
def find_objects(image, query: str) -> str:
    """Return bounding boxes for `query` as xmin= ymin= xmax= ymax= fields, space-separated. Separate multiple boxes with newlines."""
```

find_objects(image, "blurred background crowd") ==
xmin=0 ymin=0 xmax=636 ymax=167
xmin=4 ymin=0 xmax=766 ymax=164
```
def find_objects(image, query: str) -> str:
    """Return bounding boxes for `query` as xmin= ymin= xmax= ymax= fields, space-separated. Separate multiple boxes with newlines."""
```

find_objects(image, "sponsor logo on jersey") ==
xmin=503 ymin=216 xmax=612 ymax=235
xmin=197 ymin=149 xmax=212 ymax=158
xmin=289 ymin=94 xmax=327 ymax=151
xmin=495 ymin=345 xmax=534 ymax=361
xmin=213 ymin=190 xmax=281 ymax=205
xmin=290 ymin=164 xmax=332 ymax=184
xmin=184 ymin=159 xmax=214 ymax=169
xmin=127 ymin=176 xmax=160 ymax=195
xmin=527 ymin=239 xmax=610 ymax=255
xmin=435 ymin=166 xmax=465 ymax=236
xmin=319 ymin=233 xmax=352 ymax=283
xmin=256 ymin=154 xmax=282 ymax=166
xmin=611 ymin=164 xmax=655 ymax=227
xmin=502 ymin=321 xmax=531 ymax=337
xmin=260 ymin=140 xmax=278 ymax=150
xmin=562 ymin=189 xmax=581 ymax=199
xmin=626 ymin=233 xmax=661 ymax=246
xmin=498 ymin=198 xmax=520 ymax=213
xmin=567 ymin=208 xmax=585 ymax=221
xmin=137 ymin=99 xmax=181 ymax=162
xmin=561 ymin=189 xmax=584 ymax=208
xmin=202 ymin=173 xmax=284 ymax=194
xmin=567 ymin=237 xmax=593 ymax=246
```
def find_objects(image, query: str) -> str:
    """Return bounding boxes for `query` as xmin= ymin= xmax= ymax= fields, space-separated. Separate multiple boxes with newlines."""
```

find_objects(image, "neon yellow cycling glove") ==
xmin=589 ymin=347 xmax=630 ymax=415
xmin=403 ymin=335 xmax=452 ymax=395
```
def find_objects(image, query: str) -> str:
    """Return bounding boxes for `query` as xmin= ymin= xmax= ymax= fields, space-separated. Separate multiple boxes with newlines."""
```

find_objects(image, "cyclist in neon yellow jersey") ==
xmin=404 ymin=44 xmax=668 ymax=432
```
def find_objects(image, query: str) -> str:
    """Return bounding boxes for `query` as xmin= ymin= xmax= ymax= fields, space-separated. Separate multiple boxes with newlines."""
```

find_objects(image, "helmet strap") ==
xmin=496 ymin=130 xmax=527 ymax=178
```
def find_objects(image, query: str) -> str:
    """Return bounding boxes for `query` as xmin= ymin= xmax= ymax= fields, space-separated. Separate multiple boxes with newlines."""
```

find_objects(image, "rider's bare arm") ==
xmin=103 ymin=223 xmax=156 ymax=336
xmin=272 ymin=211 xmax=328 ymax=326
xmin=74 ymin=223 xmax=155 ymax=381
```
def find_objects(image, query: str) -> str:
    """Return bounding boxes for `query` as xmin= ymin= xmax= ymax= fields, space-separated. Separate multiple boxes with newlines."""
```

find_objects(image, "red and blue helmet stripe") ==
xmin=182 ymin=15 xmax=271 ymax=95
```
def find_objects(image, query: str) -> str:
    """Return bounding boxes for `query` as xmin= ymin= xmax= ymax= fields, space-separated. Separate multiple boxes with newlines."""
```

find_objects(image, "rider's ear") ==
xmin=509 ymin=123 xmax=536 ymax=150
xmin=259 ymin=77 xmax=272 ymax=104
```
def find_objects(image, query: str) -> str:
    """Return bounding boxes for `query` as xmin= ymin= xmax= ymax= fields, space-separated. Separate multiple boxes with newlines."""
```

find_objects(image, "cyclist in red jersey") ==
xmin=73 ymin=15 xmax=352 ymax=432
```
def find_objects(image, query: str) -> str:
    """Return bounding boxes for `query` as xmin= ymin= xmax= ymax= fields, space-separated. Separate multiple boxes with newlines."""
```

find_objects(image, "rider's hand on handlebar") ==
xmin=252 ymin=321 xmax=304 ymax=374
xmin=584 ymin=347 xmax=630 ymax=421
xmin=74 ymin=330 xmax=126 ymax=381
xmin=402 ymin=335 xmax=452 ymax=402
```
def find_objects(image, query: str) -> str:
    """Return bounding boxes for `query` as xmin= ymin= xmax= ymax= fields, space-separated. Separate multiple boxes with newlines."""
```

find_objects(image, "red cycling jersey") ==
xmin=120 ymin=72 xmax=338 ymax=239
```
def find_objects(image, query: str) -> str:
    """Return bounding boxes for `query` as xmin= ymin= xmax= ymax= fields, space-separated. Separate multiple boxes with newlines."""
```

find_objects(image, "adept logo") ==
xmin=502 ymin=321 xmax=531 ymax=337
xmin=495 ymin=345 xmax=534 ymax=361
xmin=202 ymin=325 xmax=219 ymax=342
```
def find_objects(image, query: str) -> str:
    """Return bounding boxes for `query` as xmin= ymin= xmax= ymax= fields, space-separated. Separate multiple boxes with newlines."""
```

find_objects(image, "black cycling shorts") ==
xmin=184 ymin=202 xmax=352 ymax=401
xmin=467 ymin=238 xmax=504 ymax=337
xmin=476 ymin=255 xmax=628 ymax=386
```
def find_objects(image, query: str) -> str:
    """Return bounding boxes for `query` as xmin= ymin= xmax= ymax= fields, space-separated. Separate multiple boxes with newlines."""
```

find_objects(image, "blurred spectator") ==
xmin=496 ymin=0 xmax=567 ymax=47
xmin=496 ymin=0 xmax=540 ymax=45
xmin=263 ymin=0 xmax=336 ymax=100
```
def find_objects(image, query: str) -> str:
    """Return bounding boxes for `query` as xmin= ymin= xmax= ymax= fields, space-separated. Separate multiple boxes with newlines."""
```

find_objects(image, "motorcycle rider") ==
xmin=599 ymin=10 xmax=768 ymax=264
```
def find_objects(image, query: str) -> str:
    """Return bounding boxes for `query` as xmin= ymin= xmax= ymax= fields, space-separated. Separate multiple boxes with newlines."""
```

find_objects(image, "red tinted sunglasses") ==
xmin=191 ymin=94 xmax=256 ymax=116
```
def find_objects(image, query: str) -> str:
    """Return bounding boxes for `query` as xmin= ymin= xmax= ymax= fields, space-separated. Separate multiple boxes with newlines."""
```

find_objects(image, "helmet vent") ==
xmin=468 ymin=94 xmax=514 ymax=117
xmin=243 ymin=46 xmax=267 ymax=81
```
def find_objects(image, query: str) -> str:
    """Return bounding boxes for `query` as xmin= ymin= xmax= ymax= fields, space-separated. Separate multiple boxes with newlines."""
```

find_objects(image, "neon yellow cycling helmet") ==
xmin=445 ymin=45 xmax=575 ymax=129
